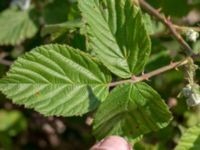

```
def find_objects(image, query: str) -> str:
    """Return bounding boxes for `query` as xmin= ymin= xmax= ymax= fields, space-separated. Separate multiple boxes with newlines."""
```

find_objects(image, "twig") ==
xmin=0 ymin=59 xmax=13 ymax=66
xmin=150 ymin=26 xmax=200 ymax=38
xmin=174 ymin=25 xmax=200 ymax=32
xmin=0 ymin=52 xmax=13 ymax=66
xmin=138 ymin=0 xmax=193 ymax=55
xmin=109 ymin=58 xmax=189 ymax=87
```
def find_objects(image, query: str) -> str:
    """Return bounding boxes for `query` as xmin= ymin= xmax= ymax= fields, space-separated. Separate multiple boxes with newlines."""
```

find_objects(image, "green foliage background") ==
xmin=1 ymin=0 xmax=200 ymax=150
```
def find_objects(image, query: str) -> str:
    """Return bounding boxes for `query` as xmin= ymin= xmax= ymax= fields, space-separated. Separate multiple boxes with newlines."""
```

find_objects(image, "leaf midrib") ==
xmin=0 ymin=82 xmax=109 ymax=86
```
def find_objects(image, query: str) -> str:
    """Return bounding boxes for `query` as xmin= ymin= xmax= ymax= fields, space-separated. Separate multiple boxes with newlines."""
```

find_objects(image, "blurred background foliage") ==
xmin=1 ymin=0 xmax=200 ymax=150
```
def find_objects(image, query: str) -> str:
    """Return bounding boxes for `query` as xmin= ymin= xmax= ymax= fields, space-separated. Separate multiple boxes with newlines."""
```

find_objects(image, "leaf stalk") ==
xmin=109 ymin=58 xmax=190 ymax=87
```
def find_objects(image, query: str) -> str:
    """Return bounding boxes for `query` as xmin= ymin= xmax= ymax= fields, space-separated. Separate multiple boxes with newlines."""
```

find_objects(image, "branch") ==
xmin=109 ymin=58 xmax=189 ymax=87
xmin=174 ymin=25 xmax=200 ymax=33
xmin=0 ymin=52 xmax=12 ymax=66
xmin=138 ymin=0 xmax=193 ymax=55
xmin=0 ymin=59 xmax=12 ymax=66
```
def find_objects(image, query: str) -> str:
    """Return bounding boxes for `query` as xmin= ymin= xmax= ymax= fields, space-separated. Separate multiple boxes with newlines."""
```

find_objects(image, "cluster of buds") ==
xmin=186 ymin=29 xmax=199 ymax=42
xmin=182 ymin=84 xmax=200 ymax=107
xmin=180 ymin=57 xmax=200 ymax=107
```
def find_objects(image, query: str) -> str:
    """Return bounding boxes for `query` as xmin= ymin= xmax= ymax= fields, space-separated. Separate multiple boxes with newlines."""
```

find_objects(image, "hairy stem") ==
xmin=109 ymin=58 xmax=189 ymax=87
xmin=138 ymin=0 xmax=193 ymax=55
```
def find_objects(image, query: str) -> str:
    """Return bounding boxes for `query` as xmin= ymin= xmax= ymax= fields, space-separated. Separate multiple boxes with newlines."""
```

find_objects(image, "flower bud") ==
xmin=182 ymin=84 xmax=200 ymax=107
xmin=186 ymin=29 xmax=199 ymax=42
xmin=182 ymin=85 xmax=192 ymax=97
xmin=186 ymin=93 xmax=200 ymax=107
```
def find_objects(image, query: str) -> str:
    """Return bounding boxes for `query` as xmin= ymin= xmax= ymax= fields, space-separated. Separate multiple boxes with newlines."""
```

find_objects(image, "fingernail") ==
xmin=90 ymin=136 xmax=133 ymax=150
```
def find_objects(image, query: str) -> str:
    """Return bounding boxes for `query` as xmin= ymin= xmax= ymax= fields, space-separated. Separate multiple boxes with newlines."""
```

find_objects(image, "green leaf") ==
xmin=41 ymin=19 xmax=83 ymax=42
xmin=41 ymin=19 xmax=83 ymax=37
xmin=0 ymin=7 xmax=38 ymax=45
xmin=0 ymin=109 xmax=27 ymax=136
xmin=175 ymin=124 xmax=200 ymax=150
xmin=93 ymin=82 xmax=172 ymax=139
xmin=78 ymin=0 xmax=151 ymax=78
xmin=0 ymin=44 xmax=111 ymax=116
xmin=42 ymin=0 xmax=70 ymax=24
xmin=143 ymin=13 xmax=165 ymax=35
xmin=193 ymin=40 xmax=200 ymax=54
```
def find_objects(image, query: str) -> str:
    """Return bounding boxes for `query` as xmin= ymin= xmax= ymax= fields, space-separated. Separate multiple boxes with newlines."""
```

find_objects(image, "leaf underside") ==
xmin=0 ymin=7 xmax=38 ymax=45
xmin=93 ymin=82 xmax=172 ymax=139
xmin=79 ymin=0 xmax=151 ymax=78
xmin=175 ymin=124 xmax=200 ymax=150
xmin=0 ymin=44 xmax=111 ymax=116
